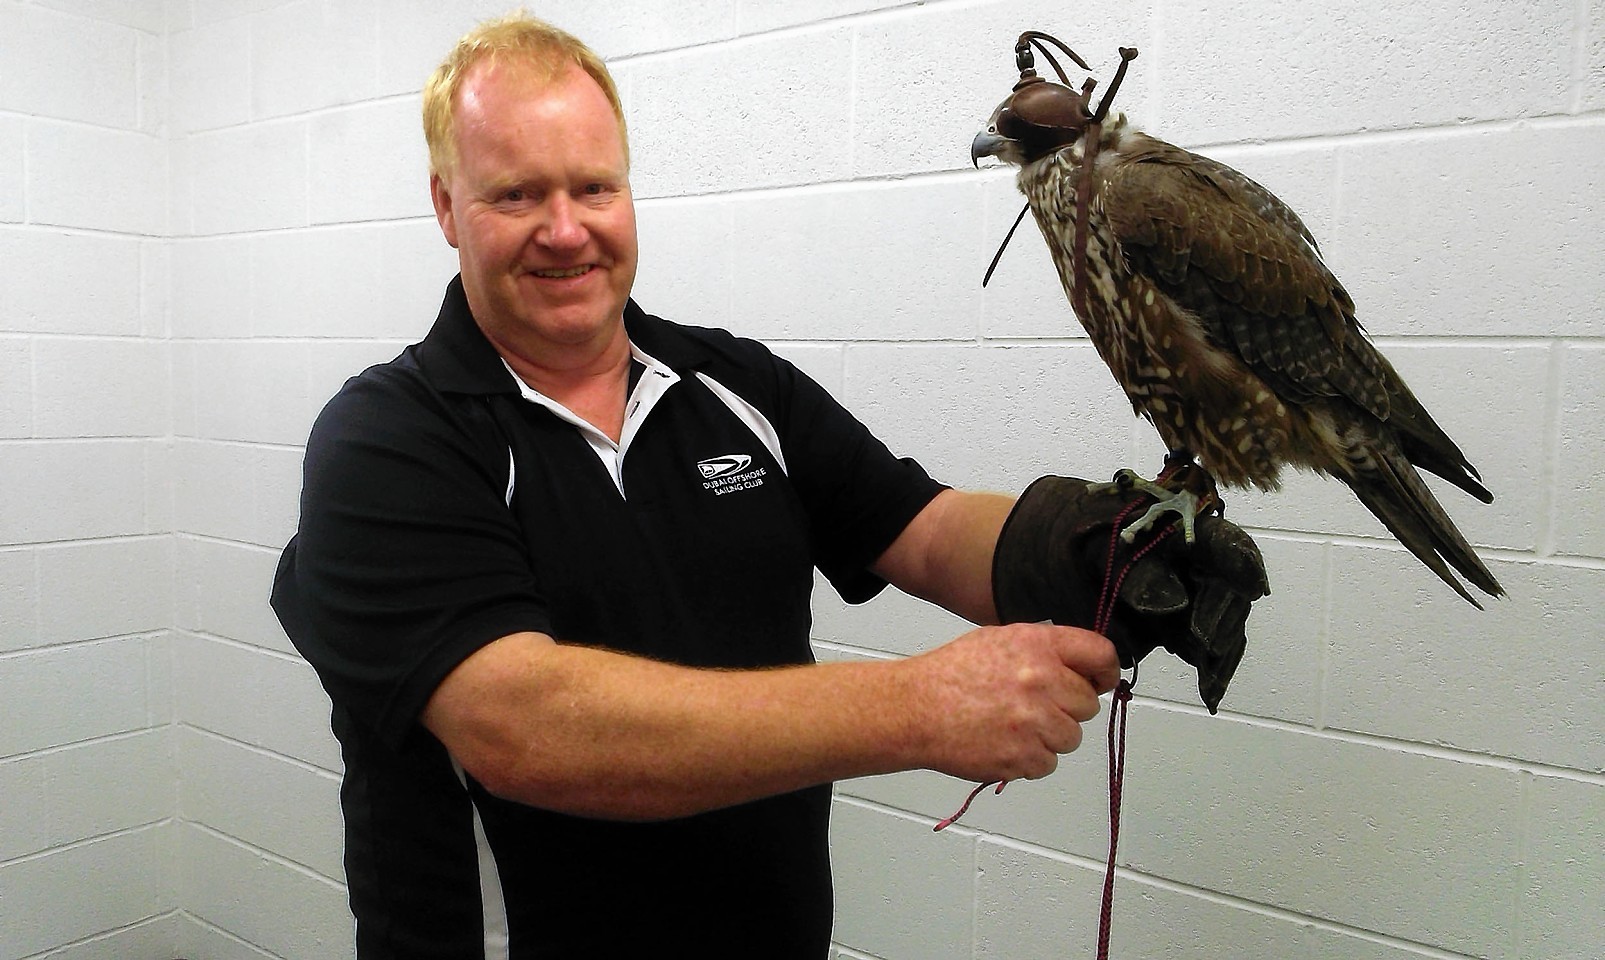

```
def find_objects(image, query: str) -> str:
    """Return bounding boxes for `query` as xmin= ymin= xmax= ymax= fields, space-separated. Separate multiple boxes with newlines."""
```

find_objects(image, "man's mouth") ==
xmin=529 ymin=265 xmax=593 ymax=279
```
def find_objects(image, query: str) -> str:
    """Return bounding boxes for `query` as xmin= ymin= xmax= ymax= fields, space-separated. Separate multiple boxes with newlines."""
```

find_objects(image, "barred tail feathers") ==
xmin=1343 ymin=443 xmax=1504 ymax=607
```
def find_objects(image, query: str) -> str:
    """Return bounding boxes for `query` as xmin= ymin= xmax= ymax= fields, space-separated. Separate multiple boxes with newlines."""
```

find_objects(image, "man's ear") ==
xmin=430 ymin=173 xmax=459 ymax=249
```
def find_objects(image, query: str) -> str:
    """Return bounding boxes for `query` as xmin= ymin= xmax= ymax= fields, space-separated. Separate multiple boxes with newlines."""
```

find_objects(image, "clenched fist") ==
xmin=899 ymin=622 xmax=1120 ymax=784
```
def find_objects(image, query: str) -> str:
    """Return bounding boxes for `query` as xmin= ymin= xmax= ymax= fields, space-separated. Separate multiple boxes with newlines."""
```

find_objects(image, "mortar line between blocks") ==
xmin=12 ymin=910 xmax=179 ymax=960
xmin=176 ymin=910 xmax=286 ymax=960
xmin=1569 ymin=0 xmax=1592 ymax=115
xmin=0 ymin=817 xmax=173 ymax=870
xmin=1535 ymin=342 xmax=1565 ymax=557
xmin=175 ymin=722 xmax=341 ymax=781
xmin=1143 ymin=699 xmax=1605 ymax=786
xmin=1509 ymin=768 xmax=1534 ymax=959
xmin=0 ymin=724 xmax=168 ymax=765
xmin=184 ymin=819 xmax=347 ymax=890
xmin=979 ymin=834 xmax=1486 ymax=960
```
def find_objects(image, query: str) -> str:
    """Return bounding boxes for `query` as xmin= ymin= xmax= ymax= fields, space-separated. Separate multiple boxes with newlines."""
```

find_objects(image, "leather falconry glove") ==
xmin=992 ymin=475 xmax=1271 ymax=713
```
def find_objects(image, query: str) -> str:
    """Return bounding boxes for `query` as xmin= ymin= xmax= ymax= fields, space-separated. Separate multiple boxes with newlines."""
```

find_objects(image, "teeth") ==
xmin=532 ymin=266 xmax=591 ymax=279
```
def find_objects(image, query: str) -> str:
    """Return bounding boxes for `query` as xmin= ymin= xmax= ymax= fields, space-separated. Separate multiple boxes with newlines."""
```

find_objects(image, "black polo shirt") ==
xmin=271 ymin=277 xmax=945 ymax=959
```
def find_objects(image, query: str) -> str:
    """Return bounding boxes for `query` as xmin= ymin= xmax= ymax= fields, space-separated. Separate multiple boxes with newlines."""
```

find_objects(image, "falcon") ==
xmin=970 ymin=33 xmax=1503 ymax=606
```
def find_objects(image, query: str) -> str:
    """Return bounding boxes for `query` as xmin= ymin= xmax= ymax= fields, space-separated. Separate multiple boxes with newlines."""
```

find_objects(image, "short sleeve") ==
xmin=771 ymin=361 xmax=948 ymax=603
xmin=270 ymin=363 xmax=548 ymax=748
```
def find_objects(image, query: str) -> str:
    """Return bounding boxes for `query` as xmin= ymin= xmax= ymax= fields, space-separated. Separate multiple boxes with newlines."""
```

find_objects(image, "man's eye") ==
xmin=503 ymin=189 xmax=526 ymax=202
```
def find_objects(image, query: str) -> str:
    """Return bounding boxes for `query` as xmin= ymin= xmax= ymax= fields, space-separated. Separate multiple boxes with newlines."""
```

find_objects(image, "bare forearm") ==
xmin=426 ymin=633 xmax=932 ymax=821
xmin=424 ymin=621 xmax=1118 ymax=823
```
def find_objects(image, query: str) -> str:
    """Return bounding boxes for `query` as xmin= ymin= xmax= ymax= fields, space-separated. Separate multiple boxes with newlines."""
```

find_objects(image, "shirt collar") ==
xmin=413 ymin=274 xmax=716 ymax=396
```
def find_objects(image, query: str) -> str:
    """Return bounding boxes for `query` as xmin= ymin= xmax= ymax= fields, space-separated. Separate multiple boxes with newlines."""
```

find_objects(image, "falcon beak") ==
xmin=971 ymin=128 xmax=1008 ymax=168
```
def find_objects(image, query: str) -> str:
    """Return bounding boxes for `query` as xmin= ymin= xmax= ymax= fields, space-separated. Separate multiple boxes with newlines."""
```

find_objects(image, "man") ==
xmin=272 ymin=14 xmax=1262 ymax=959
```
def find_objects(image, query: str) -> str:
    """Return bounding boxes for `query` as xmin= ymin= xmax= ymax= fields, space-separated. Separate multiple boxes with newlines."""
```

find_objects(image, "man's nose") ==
xmin=538 ymin=194 xmax=588 ymax=251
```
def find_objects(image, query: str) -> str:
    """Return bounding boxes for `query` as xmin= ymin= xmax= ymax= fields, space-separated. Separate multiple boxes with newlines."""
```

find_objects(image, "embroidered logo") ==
xmin=697 ymin=454 xmax=752 ymax=479
xmin=697 ymin=454 xmax=765 ymax=495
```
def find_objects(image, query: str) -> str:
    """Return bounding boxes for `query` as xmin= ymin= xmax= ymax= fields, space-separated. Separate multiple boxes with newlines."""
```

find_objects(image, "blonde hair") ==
xmin=422 ymin=12 xmax=627 ymax=179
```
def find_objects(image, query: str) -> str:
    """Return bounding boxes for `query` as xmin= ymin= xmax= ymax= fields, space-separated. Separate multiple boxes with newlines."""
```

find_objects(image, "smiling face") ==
xmin=431 ymin=60 xmax=638 ymax=371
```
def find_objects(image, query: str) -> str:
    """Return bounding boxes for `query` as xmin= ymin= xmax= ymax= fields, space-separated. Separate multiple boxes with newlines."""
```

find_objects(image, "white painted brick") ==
xmin=0 ymin=753 xmax=50 ymax=861
xmin=0 ymin=547 xmax=38 ymax=652
xmin=0 ymin=228 xmax=144 ymax=336
xmin=170 ymin=342 xmax=197 ymax=437
xmin=170 ymin=235 xmax=252 ymax=338
xmin=0 ymin=639 xmax=150 ymax=757
xmin=31 ymin=337 xmax=169 ymax=439
xmin=253 ymin=0 xmax=381 ymax=121
xmin=43 ymin=729 xmax=172 ymax=846
xmin=1121 ymin=710 xmax=1523 ymax=957
xmin=171 ymin=438 xmax=268 ymax=542
xmin=737 ymin=0 xmax=910 ymax=34
xmin=182 ymin=537 xmax=294 ymax=652
xmin=1326 ymin=550 xmax=1604 ymax=772
xmin=167 ymin=132 xmax=194 ymax=236
xmin=303 ymin=339 xmax=412 ymax=430
xmin=166 ymin=0 xmax=194 ymax=34
xmin=27 ymin=0 xmax=167 ymax=33
xmin=377 ymin=219 xmax=464 ymax=337
xmin=541 ymin=0 xmax=737 ymax=59
xmin=192 ymin=0 xmax=283 ymax=27
xmin=140 ymin=239 xmax=171 ymax=337
xmin=145 ymin=630 xmax=174 ymax=726
xmin=190 ymin=340 xmax=314 ymax=445
xmin=633 ymin=197 xmax=734 ymax=333
xmin=0 ymin=115 xmax=23 ymax=223
xmin=829 ymin=799 xmax=974 ymax=960
xmin=0 ymin=825 xmax=169 ymax=959
xmin=136 ymin=24 xmax=168 ymax=138
xmin=1224 ymin=342 xmax=1544 ymax=551
xmin=178 ymin=727 xmax=344 ymax=879
xmin=812 ymin=573 xmax=972 ymax=659
xmin=187 ymin=121 xmax=310 ymax=235
xmin=1554 ymin=344 xmax=1605 ymax=558
xmin=373 ymin=0 xmax=510 ymax=94
xmin=853 ymin=0 xmax=1158 ymax=179
xmin=629 ymin=28 xmax=854 ymax=197
xmin=976 ymin=840 xmax=1286 ymax=959
xmin=0 ymin=440 xmax=147 ymax=544
xmin=729 ymin=179 xmax=986 ymax=343
xmin=1587 ymin=0 xmax=1605 ymax=111
xmin=174 ymin=913 xmax=283 ymax=960
xmin=308 ymin=97 xmax=434 ymax=225
xmin=168 ymin=15 xmax=252 ymax=134
xmin=36 ymin=537 xmax=173 ymax=644
xmin=172 ymin=632 xmax=341 ymax=770
xmin=253 ymin=442 xmax=307 ymax=548
xmin=27 ymin=122 xmax=165 ymax=236
xmin=251 ymin=226 xmax=383 ymax=338
xmin=1133 ymin=536 xmax=1326 ymax=725
xmin=840 ymin=343 xmax=1138 ymax=492
xmin=38 ymin=915 xmax=182 ymax=960
xmin=0 ymin=6 xmax=139 ymax=129
xmin=177 ymin=822 xmax=353 ymax=958
xmin=0 ymin=336 xmax=30 ymax=437
xmin=144 ymin=441 xmax=174 ymax=536
xmin=1154 ymin=0 xmax=1573 ymax=144
xmin=768 ymin=342 xmax=844 ymax=396
xmin=1520 ymin=775 xmax=1605 ymax=959
xmin=1332 ymin=124 xmax=1605 ymax=339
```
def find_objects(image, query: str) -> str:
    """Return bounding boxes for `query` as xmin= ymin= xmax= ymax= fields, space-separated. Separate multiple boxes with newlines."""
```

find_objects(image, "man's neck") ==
xmin=490 ymin=324 xmax=634 ymax=443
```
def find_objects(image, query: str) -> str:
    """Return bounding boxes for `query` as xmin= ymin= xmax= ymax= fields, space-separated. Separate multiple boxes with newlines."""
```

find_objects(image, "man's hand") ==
xmin=900 ymin=622 xmax=1120 ymax=784
xmin=992 ymin=475 xmax=1271 ymax=713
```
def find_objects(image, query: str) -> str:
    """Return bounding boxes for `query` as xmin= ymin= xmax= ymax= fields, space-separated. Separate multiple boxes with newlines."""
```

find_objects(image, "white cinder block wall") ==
xmin=2 ymin=1 xmax=1600 ymax=958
